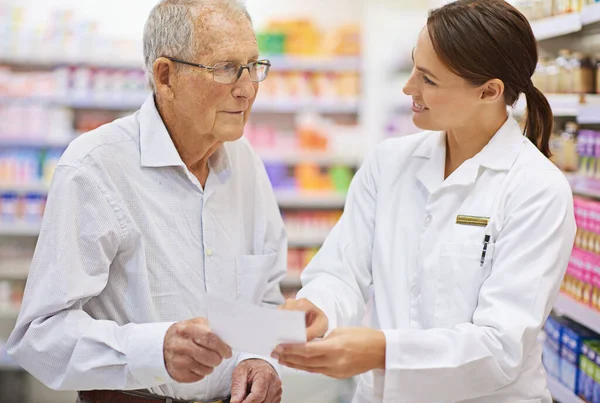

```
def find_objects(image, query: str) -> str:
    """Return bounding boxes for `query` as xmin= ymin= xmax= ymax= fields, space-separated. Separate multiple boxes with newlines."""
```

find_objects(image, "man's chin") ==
xmin=216 ymin=128 xmax=245 ymax=143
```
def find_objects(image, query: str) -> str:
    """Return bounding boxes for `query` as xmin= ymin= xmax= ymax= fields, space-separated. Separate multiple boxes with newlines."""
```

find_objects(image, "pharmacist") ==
xmin=7 ymin=1 xmax=285 ymax=403
xmin=275 ymin=1 xmax=576 ymax=402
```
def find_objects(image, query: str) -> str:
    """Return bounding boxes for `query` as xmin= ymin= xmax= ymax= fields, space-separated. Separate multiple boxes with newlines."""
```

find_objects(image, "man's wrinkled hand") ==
xmin=230 ymin=359 xmax=282 ymax=403
xmin=163 ymin=317 xmax=232 ymax=383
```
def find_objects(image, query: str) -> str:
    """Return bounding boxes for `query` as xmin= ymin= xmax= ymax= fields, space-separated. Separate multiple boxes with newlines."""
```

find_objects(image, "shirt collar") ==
xmin=139 ymin=95 xmax=232 ymax=182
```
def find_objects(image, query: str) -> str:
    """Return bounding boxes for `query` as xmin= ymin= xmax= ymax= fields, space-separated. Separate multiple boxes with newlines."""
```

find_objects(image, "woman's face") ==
xmin=403 ymin=28 xmax=485 ymax=132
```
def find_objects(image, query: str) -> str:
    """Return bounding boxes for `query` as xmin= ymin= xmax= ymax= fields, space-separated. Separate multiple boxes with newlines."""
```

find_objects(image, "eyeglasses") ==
xmin=164 ymin=57 xmax=271 ymax=84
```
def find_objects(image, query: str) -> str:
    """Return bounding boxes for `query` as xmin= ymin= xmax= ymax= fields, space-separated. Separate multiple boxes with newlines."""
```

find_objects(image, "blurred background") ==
xmin=2 ymin=0 xmax=600 ymax=402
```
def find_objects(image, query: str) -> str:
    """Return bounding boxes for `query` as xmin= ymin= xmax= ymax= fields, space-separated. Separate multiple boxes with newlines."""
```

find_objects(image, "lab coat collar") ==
xmin=472 ymin=110 xmax=525 ymax=171
xmin=414 ymin=110 xmax=525 ymax=193
xmin=139 ymin=95 xmax=232 ymax=182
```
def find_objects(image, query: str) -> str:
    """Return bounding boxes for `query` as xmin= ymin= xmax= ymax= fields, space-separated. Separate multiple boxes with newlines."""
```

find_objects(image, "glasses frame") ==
xmin=164 ymin=56 xmax=271 ymax=84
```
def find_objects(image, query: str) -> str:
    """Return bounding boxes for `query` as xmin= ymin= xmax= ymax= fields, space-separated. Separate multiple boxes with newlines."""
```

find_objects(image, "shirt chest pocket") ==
xmin=236 ymin=253 xmax=277 ymax=304
xmin=434 ymin=241 xmax=495 ymax=328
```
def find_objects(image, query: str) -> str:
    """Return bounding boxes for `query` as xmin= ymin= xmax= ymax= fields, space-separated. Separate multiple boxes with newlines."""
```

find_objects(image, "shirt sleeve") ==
xmin=381 ymin=169 xmax=576 ymax=402
xmin=6 ymin=165 xmax=175 ymax=391
xmin=296 ymin=148 xmax=380 ymax=331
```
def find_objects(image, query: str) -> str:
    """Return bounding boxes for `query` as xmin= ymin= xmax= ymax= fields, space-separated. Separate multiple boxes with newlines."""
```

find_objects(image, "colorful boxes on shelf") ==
xmin=543 ymin=314 xmax=600 ymax=398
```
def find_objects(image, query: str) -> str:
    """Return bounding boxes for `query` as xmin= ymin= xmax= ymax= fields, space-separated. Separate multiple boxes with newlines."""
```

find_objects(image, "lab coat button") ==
xmin=424 ymin=215 xmax=432 ymax=227
xmin=411 ymin=285 xmax=419 ymax=295
xmin=206 ymin=248 xmax=213 ymax=257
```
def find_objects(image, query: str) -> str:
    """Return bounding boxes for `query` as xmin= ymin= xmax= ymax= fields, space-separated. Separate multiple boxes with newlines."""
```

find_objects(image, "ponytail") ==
xmin=524 ymin=85 xmax=553 ymax=158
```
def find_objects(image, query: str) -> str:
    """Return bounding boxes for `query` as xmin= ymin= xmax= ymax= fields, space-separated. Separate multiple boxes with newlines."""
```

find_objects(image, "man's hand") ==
xmin=230 ymin=359 xmax=282 ymax=403
xmin=163 ymin=317 xmax=232 ymax=383
xmin=280 ymin=298 xmax=328 ymax=341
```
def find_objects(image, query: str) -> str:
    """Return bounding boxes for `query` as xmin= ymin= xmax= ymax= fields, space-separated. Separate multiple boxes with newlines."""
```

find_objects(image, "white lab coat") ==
xmin=296 ymin=113 xmax=576 ymax=403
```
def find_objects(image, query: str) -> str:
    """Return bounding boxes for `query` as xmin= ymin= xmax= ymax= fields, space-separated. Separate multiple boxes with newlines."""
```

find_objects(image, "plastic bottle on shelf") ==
xmin=532 ymin=60 xmax=548 ymax=93
xmin=595 ymin=54 xmax=600 ymax=95
xmin=551 ymin=122 xmax=579 ymax=172
xmin=578 ymin=129 xmax=592 ymax=177
xmin=0 ymin=192 xmax=18 ymax=222
xmin=557 ymin=50 xmax=574 ymax=94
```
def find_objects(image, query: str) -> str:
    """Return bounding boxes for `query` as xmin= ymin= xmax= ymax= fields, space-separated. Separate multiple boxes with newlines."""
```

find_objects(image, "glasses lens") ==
xmin=213 ymin=62 xmax=239 ymax=84
xmin=251 ymin=61 xmax=270 ymax=82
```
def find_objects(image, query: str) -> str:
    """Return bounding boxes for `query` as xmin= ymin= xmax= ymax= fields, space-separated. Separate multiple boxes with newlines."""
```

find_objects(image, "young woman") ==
xmin=273 ymin=1 xmax=576 ymax=402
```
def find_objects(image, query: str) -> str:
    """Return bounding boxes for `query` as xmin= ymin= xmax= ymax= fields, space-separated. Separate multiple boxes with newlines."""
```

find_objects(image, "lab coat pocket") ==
xmin=435 ymin=241 xmax=495 ymax=327
xmin=236 ymin=253 xmax=277 ymax=304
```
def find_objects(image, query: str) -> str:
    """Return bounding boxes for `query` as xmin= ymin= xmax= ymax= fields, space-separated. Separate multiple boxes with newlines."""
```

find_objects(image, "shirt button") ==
xmin=424 ymin=215 xmax=432 ymax=227
xmin=411 ymin=285 xmax=419 ymax=295
xmin=206 ymin=248 xmax=213 ymax=257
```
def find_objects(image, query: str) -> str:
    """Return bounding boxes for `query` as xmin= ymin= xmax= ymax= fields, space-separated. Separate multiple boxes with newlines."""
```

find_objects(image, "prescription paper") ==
xmin=206 ymin=293 xmax=307 ymax=356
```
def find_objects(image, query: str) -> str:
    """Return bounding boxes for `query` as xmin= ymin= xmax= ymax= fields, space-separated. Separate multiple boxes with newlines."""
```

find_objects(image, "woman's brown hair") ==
xmin=428 ymin=0 xmax=553 ymax=157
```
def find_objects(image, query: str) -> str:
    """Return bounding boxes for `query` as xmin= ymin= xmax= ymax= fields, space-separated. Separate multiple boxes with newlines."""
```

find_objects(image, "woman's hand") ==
xmin=272 ymin=327 xmax=386 ymax=379
xmin=280 ymin=298 xmax=328 ymax=341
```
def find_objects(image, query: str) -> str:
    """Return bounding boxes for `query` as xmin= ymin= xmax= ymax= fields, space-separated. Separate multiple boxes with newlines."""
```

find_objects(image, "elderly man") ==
xmin=7 ymin=1 xmax=286 ymax=402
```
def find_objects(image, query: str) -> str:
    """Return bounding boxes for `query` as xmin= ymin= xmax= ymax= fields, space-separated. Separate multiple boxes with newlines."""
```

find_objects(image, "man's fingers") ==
xmin=190 ymin=326 xmax=232 ymax=359
xmin=230 ymin=365 xmax=249 ymax=403
xmin=189 ymin=342 xmax=223 ymax=367
xmin=263 ymin=376 xmax=282 ymax=403
xmin=242 ymin=373 xmax=269 ymax=403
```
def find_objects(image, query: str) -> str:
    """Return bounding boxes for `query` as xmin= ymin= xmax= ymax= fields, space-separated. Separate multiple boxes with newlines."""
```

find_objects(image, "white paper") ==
xmin=206 ymin=293 xmax=307 ymax=357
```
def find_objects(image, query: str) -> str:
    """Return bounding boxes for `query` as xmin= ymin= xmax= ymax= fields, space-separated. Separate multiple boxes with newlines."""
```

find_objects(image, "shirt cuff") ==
xmin=237 ymin=353 xmax=282 ymax=379
xmin=126 ymin=322 xmax=175 ymax=386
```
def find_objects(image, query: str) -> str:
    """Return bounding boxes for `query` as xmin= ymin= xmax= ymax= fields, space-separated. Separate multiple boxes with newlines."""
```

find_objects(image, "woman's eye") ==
xmin=423 ymin=75 xmax=436 ymax=86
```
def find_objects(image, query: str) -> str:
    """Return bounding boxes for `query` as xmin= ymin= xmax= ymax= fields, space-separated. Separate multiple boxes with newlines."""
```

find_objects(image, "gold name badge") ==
xmin=456 ymin=215 xmax=490 ymax=227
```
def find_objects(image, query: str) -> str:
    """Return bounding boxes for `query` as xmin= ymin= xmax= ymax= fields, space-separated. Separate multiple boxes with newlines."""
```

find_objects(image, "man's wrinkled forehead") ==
xmin=191 ymin=6 xmax=255 ymax=55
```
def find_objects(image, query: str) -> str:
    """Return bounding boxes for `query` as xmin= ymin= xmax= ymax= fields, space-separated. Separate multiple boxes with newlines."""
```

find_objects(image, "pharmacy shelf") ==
xmin=64 ymin=97 xmax=146 ymax=110
xmin=0 ymin=307 xmax=20 ymax=320
xmin=531 ymin=12 xmax=582 ymax=41
xmin=0 ymin=184 xmax=50 ymax=194
xmin=268 ymin=55 xmax=361 ymax=72
xmin=258 ymin=150 xmax=362 ymax=166
xmin=0 ymin=54 xmax=143 ymax=70
xmin=0 ymin=223 xmax=41 ymax=237
xmin=547 ymin=375 xmax=584 ymax=403
xmin=275 ymin=192 xmax=346 ymax=209
xmin=281 ymin=273 xmax=302 ymax=288
xmin=553 ymin=294 xmax=600 ymax=335
xmin=0 ymin=260 xmax=30 ymax=280
xmin=581 ymin=2 xmax=600 ymax=26
xmin=514 ymin=94 xmax=580 ymax=118
xmin=252 ymin=99 xmax=359 ymax=114
xmin=288 ymin=235 xmax=328 ymax=248
xmin=0 ymin=138 xmax=73 ymax=148
xmin=566 ymin=174 xmax=600 ymax=201
xmin=514 ymin=94 xmax=600 ymax=123
xmin=530 ymin=3 xmax=600 ymax=41
xmin=0 ymin=95 xmax=146 ymax=111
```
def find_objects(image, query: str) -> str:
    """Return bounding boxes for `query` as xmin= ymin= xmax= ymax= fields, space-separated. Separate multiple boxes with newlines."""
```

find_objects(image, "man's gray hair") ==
xmin=143 ymin=0 xmax=252 ymax=91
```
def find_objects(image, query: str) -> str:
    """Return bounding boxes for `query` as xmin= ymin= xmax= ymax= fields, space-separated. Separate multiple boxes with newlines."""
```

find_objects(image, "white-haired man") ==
xmin=7 ymin=1 xmax=285 ymax=402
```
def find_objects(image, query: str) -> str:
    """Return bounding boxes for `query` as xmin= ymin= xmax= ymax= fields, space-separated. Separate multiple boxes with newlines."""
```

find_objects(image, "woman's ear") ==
xmin=480 ymin=79 xmax=505 ymax=103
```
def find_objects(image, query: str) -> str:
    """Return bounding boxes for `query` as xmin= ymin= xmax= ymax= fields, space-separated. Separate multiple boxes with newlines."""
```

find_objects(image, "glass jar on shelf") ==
xmin=572 ymin=52 xmax=595 ymax=94
xmin=546 ymin=58 xmax=561 ymax=94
